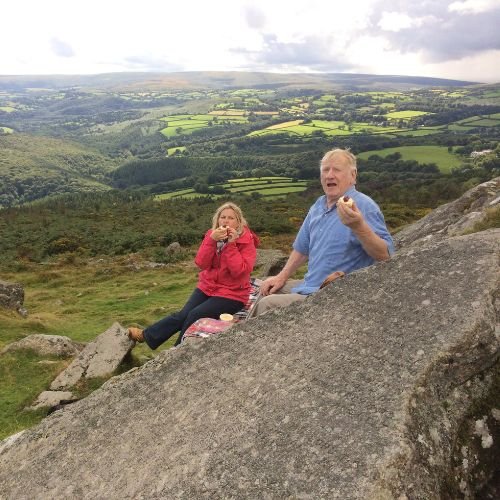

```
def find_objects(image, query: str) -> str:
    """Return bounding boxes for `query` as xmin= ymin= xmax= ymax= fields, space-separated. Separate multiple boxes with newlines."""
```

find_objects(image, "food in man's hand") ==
xmin=219 ymin=313 xmax=234 ymax=322
xmin=337 ymin=195 xmax=354 ymax=208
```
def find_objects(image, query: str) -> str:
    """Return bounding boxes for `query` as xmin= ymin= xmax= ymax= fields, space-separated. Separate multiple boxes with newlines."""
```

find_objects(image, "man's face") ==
xmin=320 ymin=155 xmax=356 ymax=204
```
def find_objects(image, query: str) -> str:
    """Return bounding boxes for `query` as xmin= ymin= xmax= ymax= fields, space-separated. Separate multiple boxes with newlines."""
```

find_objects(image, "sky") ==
xmin=3 ymin=0 xmax=500 ymax=83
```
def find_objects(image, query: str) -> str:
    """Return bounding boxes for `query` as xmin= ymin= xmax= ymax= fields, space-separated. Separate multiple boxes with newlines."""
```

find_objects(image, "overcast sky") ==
xmin=3 ymin=0 xmax=500 ymax=83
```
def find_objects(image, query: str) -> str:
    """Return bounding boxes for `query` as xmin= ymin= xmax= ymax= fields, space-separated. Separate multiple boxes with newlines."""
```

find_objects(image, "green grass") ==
xmin=0 ymin=257 xmax=202 ymax=439
xmin=385 ymin=110 xmax=431 ymax=119
xmin=167 ymin=146 xmax=186 ymax=156
xmin=463 ymin=118 xmax=500 ymax=127
xmin=0 ymin=259 xmax=198 ymax=346
xmin=255 ymin=186 xmax=310 ymax=197
xmin=358 ymin=145 xmax=463 ymax=173
xmin=228 ymin=177 xmax=290 ymax=183
xmin=227 ymin=181 xmax=308 ymax=194
xmin=392 ymin=128 xmax=443 ymax=137
xmin=0 ymin=350 xmax=68 ymax=440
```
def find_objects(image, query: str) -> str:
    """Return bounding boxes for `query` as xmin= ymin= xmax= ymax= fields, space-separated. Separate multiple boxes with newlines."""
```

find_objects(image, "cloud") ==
xmin=244 ymin=5 xmax=266 ymax=29
xmin=368 ymin=0 xmax=500 ymax=62
xmin=50 ymin=38 xmax=75 ymax=58
xmin=449 ymin=0 xmax=500 ymax=14
xmin=233 ymin=34 xmax=353 ymax=72
xmin=377 ymin=12 xmax=414 ymax=32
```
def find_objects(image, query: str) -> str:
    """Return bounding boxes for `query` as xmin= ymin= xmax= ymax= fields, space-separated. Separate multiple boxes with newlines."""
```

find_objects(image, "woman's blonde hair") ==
xmin=211 ymin=202 xmax=247 ymax=233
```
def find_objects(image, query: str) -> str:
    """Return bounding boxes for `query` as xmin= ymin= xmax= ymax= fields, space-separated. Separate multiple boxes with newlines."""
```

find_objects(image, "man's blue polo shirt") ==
xmin=292 ymin=186 xmax=394 ymax=295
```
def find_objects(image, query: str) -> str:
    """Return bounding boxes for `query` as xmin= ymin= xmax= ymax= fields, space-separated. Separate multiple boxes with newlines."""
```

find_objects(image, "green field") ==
xmin=227 ymin=176 xmax=290 ymax=183
xmin=385 ymin=110 xmax=431 ymax=119
xmin=167 ymin=146 xmax=186 ymax=156
xmin=249 ymin=119 xmax=403 ymax=138
xmin=155 ymin=177 xmax=309 ymax=200
xmin=358 ymin=145 xmax=462 ymax=173
xmin=392 ymin=128 xmax=443 ymax=137
xmin=160 ymin=113 xmax=249 ymax=137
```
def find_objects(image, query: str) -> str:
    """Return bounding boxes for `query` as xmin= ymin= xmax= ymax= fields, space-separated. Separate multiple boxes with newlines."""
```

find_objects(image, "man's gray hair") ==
xmin=320 ymin=148 xmax=357 ymax=174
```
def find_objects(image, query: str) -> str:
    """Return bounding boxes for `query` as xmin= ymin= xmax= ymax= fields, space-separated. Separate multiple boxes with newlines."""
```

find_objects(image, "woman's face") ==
xmin=218 ymin=208 xmax=239 ymax=230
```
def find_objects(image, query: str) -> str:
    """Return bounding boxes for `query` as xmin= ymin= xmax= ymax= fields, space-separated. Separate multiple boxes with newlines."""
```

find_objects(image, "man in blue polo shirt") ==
xmin=252 ymin=148 xmax=394 ymax=316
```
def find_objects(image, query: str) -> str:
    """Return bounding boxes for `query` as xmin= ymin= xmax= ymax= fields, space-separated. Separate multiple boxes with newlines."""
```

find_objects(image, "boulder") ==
xmin=394 ymin=176 xmax=499 ymax=248
xmin=0 ymin=280 xmax=24 ymax=311
xmin=0 ymin=229 xmax=497 ymax=499
xmin=27 ymin=391 xmax=77 ymax=411
xmin=255 ymin=248 xmax=287 ymax=277
xmin=165 ymin=241 xmax=182 ymax=254
xmin=49 ymin=322 xmax=134 ymax=390
xmin=0 ymin=334 xmax=85 ymax=357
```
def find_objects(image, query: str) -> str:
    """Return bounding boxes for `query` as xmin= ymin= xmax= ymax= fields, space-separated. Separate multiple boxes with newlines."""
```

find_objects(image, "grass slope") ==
xmin=358 ymin=145 xmax=462 ymax=173
xmin=0 ymin=257 xmax=199 ymax=439
xmin=0 ymin=134 xmax=116 ymax=206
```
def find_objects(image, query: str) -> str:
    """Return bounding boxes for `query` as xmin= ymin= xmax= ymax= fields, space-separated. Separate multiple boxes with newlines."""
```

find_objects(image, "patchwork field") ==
xmin=358 ymin=145 xmax=463 ymax=172
xmin=155 ymin=177 xmax=309 ymax=200
xmin=248 ymin=119 xmax=404 ymax=138
xmin=160 ymin=113 xmax=249 ymax=137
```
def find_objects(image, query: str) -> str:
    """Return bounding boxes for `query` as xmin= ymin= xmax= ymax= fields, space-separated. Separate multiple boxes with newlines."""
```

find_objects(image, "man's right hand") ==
xmin=260 ymin=275 xmax=286 ymax=296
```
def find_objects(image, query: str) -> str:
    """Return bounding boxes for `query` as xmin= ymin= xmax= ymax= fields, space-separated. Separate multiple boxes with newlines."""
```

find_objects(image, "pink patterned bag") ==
xmin=182 ymin=278 xmax=261 ymax=342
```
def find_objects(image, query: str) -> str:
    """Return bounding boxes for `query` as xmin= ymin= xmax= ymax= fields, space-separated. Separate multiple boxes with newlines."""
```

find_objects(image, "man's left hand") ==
xmin=337 ymin=201 xmax=363 ymax=229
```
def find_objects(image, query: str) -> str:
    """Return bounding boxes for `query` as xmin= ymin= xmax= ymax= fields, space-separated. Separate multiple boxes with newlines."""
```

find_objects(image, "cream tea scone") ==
xmin=337 ymin=195 xmax=354 ymax=208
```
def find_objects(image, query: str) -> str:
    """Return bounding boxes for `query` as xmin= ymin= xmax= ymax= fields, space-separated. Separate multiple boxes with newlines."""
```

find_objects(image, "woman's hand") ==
xmin=210 ymin=226 xmax=231 ymax=241
xmin=226 ymin=227 xmax=238 ymax=243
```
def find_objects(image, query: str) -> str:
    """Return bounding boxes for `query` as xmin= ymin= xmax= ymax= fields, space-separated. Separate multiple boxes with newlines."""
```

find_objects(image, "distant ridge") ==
xmin=0 ymin=71 xmax=478 ymax=92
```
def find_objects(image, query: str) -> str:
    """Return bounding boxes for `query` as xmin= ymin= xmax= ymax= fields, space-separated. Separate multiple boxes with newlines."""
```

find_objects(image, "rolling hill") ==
xmin=0 ymin=71 xmax=476 ymax=93
xmin=0 ymin=134 xmax=116 ymax=207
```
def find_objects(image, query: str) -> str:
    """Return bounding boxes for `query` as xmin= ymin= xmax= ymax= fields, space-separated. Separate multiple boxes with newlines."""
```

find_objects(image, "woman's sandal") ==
xmin=128 ymin=327 xmax=145 ymax=343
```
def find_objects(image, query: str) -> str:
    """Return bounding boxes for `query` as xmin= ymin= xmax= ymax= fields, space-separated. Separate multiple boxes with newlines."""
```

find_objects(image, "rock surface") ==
xmin=394 ymin=176 xmax=499 ymax=248
xmin=0 ymin=279 xmax=24 ymax=311
xmin=0 ymin=334 xmax=85 ymax=357
xmin=27 ymin=391 xmax=77 ymax=410
xmin=255 ymin=248 xmax=287 ymax=277
xmin=49 ymin=322 xmax=134 ymax=390
xmin=0 ymin=229 xmax=498 ymax=499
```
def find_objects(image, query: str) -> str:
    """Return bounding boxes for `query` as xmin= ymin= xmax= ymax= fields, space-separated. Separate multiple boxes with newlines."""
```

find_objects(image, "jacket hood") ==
xmin=242 ymin=226 xmax=260 ymax=248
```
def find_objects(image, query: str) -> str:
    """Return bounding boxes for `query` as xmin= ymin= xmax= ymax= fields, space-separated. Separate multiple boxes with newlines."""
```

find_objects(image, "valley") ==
xmin=0 ymin=71 xmax=499 ymax=440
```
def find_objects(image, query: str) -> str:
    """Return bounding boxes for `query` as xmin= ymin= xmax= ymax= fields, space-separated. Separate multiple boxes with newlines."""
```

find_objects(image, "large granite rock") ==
xmin=255 ymin=248 xmax=287 ymax=278
xmin=0 ymin=334 xmax=85 ymax=357
xmin=0 ymin=229 xmax=498 ymax=499
xmin=394 ymin=176 xmax=499 ymax=248
xmin=49 ymin=322 xmax=134 ymax=390
xmin=27 ymin=391 xmax=77 ymax=411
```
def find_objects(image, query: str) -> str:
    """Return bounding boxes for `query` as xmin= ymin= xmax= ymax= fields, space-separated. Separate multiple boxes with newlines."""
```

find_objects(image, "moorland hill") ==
xmin=0 ymin=71 xmax=477 ymax=92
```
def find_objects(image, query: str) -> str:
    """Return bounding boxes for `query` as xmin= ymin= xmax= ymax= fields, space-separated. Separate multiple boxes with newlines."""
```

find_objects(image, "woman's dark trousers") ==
xmin=143 ymin=288 xmax=244 ymax=349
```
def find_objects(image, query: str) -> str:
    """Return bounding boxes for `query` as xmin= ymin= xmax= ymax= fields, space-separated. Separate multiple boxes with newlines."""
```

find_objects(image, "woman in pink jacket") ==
xmin=128 ymin=202 xmax=259 ymax=349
